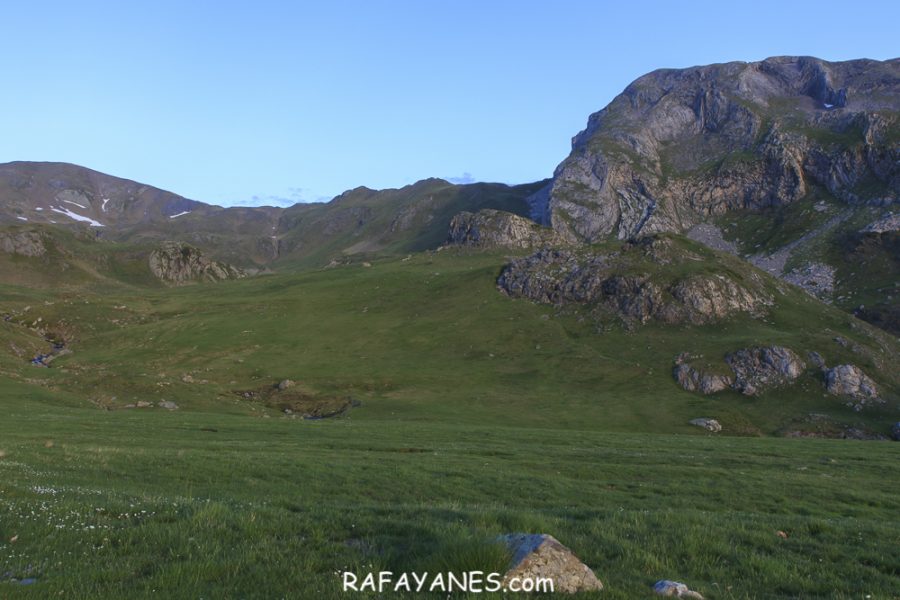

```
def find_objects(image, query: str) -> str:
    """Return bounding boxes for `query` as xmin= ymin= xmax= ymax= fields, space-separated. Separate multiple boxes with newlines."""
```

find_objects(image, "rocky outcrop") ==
xmin=670 ymin=274 xmax=773 ymax=321
xmin=674 ymin=354 xmax=732 ymax=394
xmin=446 ymin=209 xmax=564 ymax=249
xmin=498 ymin=534 xmax=603 ymax=594
xmin=149 ymin=241 xmax=246 ymax=285
xmin=725 ymin=346 xmax=806 ymax=395
xmin=825 ymin=364 xmax=880 ymax=409
xmin=546 ymin=57 xmax=899 ymax=241
xmin=861 ymin=212 xmax=900 ymax=234
xmin=0 ymin=231 xmax=47 ymax=257
xmin=689 ymin=418 xmax=722 ymax=433
xmin=498 ymin=238 xmax=773 ymax=325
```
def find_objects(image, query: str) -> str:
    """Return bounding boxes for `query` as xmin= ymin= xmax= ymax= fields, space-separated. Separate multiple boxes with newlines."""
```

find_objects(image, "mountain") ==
xmin=1 ymin=56 xmax=898 ymax=600
xmin=0 ymin=161 xmax=544 ymax=270
xmin=533 ymin=56 xmax=898 ymax=331
xmin=0 ymin=161 xmax=212 ymax=227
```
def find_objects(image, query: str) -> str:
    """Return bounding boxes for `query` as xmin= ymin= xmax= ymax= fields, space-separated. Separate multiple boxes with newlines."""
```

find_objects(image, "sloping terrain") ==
xmin=0 ymin=240 xmax=896 ymax=436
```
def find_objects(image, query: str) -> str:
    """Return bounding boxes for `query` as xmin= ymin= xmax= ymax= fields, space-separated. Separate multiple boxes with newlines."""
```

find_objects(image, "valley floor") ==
xmin=0 ymin=393 xmax=898 ymax=598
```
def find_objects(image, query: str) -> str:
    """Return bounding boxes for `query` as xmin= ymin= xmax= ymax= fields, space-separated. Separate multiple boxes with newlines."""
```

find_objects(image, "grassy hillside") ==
xmin=1 ymin=240 xmax=897 ymax=434
xmin=272 ymin=179 xmax=543 ymax=268
xmin=1 ymin=238 xmax=899 ymax=598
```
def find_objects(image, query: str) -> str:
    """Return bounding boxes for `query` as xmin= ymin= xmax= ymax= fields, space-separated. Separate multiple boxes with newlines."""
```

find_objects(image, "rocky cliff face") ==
xmin=545 ymin=57 xmax=899 ymax=242
xmin=149 ymin=242 xmax=247 ymax=285
xmin=446 ymin=209 xmax=564 ymax=249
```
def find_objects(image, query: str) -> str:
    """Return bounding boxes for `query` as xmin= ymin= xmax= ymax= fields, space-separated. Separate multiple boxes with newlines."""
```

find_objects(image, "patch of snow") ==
xmin=169 ymin=211 xmax=191 ymax=219
xmin=63 ymin=199 xmax=88 ymax=209
xmin=35 ymin=207 xmax=43 ymax=211
xmin=17 ymin=216 xmax=28 ymax=221
xmin=824 ymin=103 xmax=834 ymax=109
xmin=101 ymin=198 xmax=110 ymax=212
xmin=50 ymin=206 xmax=104 ymax=227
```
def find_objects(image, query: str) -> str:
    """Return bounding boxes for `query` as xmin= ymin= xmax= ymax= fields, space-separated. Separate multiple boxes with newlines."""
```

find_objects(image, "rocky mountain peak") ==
xmin=545 ymin=57 xmax=899 ymax=242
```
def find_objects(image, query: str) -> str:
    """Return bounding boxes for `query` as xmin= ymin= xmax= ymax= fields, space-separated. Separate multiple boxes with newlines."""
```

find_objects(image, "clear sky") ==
xmin=1 ymin=1 xmax=897 ymax=207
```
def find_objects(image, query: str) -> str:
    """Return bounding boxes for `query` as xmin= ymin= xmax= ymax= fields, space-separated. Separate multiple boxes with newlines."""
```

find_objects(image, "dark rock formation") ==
xmin=725 ymin=346 xmax=806 ymax=395
xmin=498 ymin=237 xmax=772 ymax=325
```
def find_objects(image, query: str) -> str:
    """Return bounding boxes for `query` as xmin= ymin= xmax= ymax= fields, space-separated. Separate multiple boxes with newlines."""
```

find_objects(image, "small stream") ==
xmin=31 ymin=339 xmax=69 ymax=367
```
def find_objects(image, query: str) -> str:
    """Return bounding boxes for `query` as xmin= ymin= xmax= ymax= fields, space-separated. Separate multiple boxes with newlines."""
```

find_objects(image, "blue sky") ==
xmin=1 ymin=1 xmax=897 ymax=207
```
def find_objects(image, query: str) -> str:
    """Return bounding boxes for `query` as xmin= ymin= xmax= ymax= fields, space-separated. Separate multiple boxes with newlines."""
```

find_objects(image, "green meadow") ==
xmin=1 ymin=248 xmax=899 ymax=598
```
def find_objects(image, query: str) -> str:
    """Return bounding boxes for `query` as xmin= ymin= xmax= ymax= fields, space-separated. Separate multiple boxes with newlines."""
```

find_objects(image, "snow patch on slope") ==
xmin=50 ymin=207 xmax=104 ymax=227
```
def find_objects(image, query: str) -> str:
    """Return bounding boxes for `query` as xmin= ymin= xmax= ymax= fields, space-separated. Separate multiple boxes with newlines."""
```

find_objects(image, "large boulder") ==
xmin=725 ymin=346 xmax=806 ymax=395
xmin=149 ymin=241 xmax=246 ymax=285
xmin=825 ymin=364 xmax=880 ymax=410
xmin=498 ymin=534 xmax=603 ymax=594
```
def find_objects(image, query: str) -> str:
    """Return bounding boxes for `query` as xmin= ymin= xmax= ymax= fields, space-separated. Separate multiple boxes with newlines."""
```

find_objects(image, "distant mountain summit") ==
xmin=0 ymin=161 xmax=209 ymax=228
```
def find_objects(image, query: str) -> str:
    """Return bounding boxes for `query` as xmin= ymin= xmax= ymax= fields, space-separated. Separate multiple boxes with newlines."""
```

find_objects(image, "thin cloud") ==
xmin=445 ymin=172 xmax=476 ymax=185
xmin=224 ymin=187 xmax=313 ymax=208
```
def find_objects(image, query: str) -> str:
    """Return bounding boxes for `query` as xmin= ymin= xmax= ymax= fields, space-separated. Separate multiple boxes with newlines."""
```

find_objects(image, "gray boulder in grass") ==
xmin=498 ymin=533 xmax=603 ymax=593
xmin=654 ymin=579 xmax=704 ymax=599
xmin=689 ymin=418 xmax=722 ymax=433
